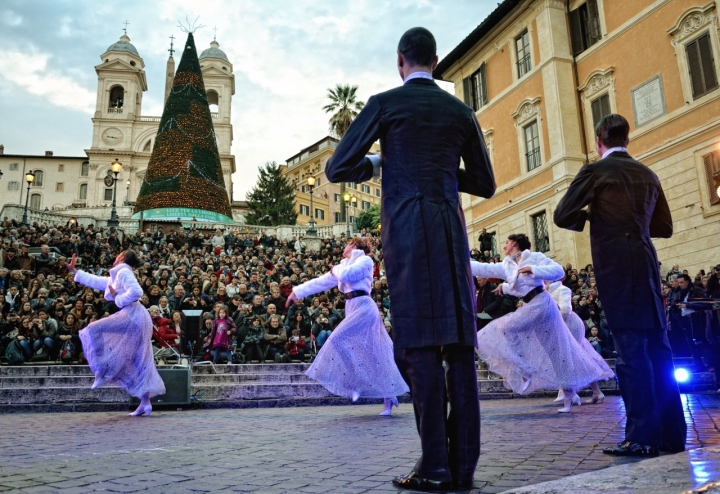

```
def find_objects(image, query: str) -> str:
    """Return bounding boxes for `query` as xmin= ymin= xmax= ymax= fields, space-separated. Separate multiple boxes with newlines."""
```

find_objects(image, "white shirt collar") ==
xmin=403 ymin=71 xmax=434 ymax=84
xmin=601 ymin=147 xmax=628 ymax=159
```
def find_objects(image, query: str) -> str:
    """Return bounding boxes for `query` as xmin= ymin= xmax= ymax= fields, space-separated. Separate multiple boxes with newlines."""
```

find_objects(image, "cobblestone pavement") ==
xmin=1 ymin=394 xmax=719 ymax=493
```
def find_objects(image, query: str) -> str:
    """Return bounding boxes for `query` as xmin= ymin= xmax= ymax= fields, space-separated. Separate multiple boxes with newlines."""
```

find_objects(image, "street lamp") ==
xmin=351 ymin=195 xmax=357 ymax=233
xmin=124 ymin=179 xmax=131 ymax=206
xmin=343 ymin=192 xmax=351 ymax=239
xmin=21 ymin=170 xmax=35 ymax=227
xmin=306 ymin=176 xmax=317 ymax=236
xmin=107 ymin=158 xmax=122 ymax=227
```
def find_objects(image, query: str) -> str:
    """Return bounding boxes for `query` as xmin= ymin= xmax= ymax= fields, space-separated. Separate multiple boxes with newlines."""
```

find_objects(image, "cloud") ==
xmin=0 ymin=49 xmax=95 ymax=114
xmin=1 ymin=9 xmax=22 ymax=26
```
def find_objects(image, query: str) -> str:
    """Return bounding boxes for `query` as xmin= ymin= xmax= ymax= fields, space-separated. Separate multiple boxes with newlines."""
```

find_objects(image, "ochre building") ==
xmin=435 ymin=0 xmax=720 ymax=275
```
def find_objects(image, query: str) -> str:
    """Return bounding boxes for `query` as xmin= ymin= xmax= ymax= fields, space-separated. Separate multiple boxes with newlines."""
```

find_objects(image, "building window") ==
xmin=300 ymin=204 xmax=310 ymax=216
xmin=334 ymin=193 xmax=340 ymax=202
xmin=315 ymin=209 xmax=325 ymax=220
xmin=109 ymin=85 xmax=124 ymax=110
xmin=334 ymin=212 xmax=341 ymax=223
xmin=104 ymin=188 xmax=113 ymax=201
xmin=81 ymin=162 xmax=89 ymax=176
xmin=349 ymin=215 xmax=355 ymax=224
xmin=362 ymin=200 xmax=371 ymax=211
xmin=686 ymin=33 xmax=719 ymax=100
xmin=32 ymin=170 xmax=44 ymax=187
xmin=315 ymin=177 xmax=321 ymax=187
xmin=531 ymin=211 xmax=550 ymax=253
xmin=361 ymin=184 xmax=370 ymax=193
xmin=30 ymin=193 xmax=41 ymax=210
xmin=8 ymin=181 xmax=19 ymax=190
xmin=524 ymin=121 xmax=541 ymax=171
xmin=347 ymin=182 xmax=357 ymax=190
xmin=569 ymin=0 xmax=601 ymax=55
xmin=375 ymin=188 xmax=381 ymax=197
xmin=79 ymin=183 xmax=88 ymax=200
xmin=58 ymin=164 xmax=64 ymax=172
xmin=56 ymin=183 xmax=64 ymax=192
xmin=515 ymin=30 xmax=531 ymax=78
xmin=590 ymin=93 xmax=611 ymax=129
xmin=300 ymin=185 xmax=309 ymax=193
xmin=464 ymin=63 xmax=488 ymax=111
xmin=703 ymin=150 xmax=720 ymax=206
xmin=9 ymin=163 xmax=18 ymax=171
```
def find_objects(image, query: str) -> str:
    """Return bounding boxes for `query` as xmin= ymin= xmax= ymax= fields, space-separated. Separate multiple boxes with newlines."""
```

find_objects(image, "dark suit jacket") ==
xmin=325 ymin=78 xmax=496 ymax=349
xmin=554 ymin=151 xmax=672 ymax=331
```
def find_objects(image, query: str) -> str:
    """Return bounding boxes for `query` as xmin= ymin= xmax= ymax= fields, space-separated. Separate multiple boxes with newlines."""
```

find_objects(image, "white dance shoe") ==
xmin=379 ymin=397 xmax=399 ymax=416
xmin=129 ymin=405 xmax=152 ymax=417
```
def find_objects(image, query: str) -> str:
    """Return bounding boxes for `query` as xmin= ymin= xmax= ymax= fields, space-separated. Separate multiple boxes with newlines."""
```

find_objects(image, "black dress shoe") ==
xmin=392 ymin=470 xmax=454 ymax=492
xmin=453 ymin=479 xmax=475 ymax=490
xmin=603 ymin=440 xmax=659 ymax=457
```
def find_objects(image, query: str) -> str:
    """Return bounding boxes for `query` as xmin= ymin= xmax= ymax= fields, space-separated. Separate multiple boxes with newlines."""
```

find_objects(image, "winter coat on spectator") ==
xmin=286 ymin=336 xmax=306 ymax=357
xmin=208 ymin=316 xmax=237 ymax=350
xmin=151 ymin=316 xmax=179 ymax=349
xmin=244 ymin=321 xmax=264 ymax=345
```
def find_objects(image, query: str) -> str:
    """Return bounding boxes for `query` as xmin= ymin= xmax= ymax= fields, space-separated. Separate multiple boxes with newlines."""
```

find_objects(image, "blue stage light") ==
xmin=674 ymin=368 xmax=690 ymax=383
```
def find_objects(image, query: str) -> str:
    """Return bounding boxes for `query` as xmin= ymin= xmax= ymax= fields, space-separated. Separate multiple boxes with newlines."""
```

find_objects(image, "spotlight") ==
xmin=674 ymin=368 xmax=690 ymax=383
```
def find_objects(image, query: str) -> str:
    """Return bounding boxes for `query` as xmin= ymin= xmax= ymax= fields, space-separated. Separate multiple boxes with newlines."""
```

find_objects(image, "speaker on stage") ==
xmin=182 ymin=309 xmax=203 ymax=342
xmin=130 ymin=367 xmax=192 ymax=406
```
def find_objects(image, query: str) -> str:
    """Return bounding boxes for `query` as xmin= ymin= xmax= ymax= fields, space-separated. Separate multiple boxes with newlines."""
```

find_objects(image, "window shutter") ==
xmin=687 ymin=38 xmax=705 ymax=99
xmin=706 ymin=152 xmax=720 ymax=205
xmin=600 ymin=93 xmax=611 ymax=118
xmin=463 ymin=77 xmax=472 ymax=106
xmin=587 ymin=0 xmax=601 ymax=40
xmin=591 ymin=97 xmax=602 ymax=128
xmin=569 ymin=8 xmax=584 ymax=55
xmin=480 ymin=62 xmax=488 ymax=105
xmin=698 ymin=33 xmax=719 ymax=93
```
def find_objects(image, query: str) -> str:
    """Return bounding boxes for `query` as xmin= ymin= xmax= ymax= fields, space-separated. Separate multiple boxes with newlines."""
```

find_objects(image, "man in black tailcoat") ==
xmin=554 ymin=114 xmax=686 ymax=457
xmin=325 ymin=27 xmax=495 ymax=491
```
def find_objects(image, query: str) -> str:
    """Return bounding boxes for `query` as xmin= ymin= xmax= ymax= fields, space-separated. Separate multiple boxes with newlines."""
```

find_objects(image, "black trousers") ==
xmin=611 ymin=327 xmax=686 ymax=450
xmin=394 ymin=343 xmax=480 ymax=483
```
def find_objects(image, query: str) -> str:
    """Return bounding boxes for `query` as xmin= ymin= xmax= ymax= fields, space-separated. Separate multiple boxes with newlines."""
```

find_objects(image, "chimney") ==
xmin=45 ymin=151 xmax=53 ymax=156
xmin=0 ymin=144 xmax=4 ymax=155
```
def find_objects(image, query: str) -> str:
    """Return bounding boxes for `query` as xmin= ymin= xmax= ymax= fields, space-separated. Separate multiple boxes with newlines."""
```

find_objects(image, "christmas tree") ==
xmin=245 ymin=162 xmax=298 ymax=226
xmin=132 ymin=32 xmax=232 ymax=223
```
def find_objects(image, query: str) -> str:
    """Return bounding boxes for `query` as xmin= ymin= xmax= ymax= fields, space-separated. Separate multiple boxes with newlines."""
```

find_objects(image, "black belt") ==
xmin=344 ymin=290 xmax=369 ymax=299
xmin=522 ymin=286 xmax=544 ymax=304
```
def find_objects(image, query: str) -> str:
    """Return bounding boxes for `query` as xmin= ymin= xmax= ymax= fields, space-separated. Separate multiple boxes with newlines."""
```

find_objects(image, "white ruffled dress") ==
xmin=75 ymin=264 xmax=165 ymax=399
xmin=471 ymin=251 xmax=609 ymax=394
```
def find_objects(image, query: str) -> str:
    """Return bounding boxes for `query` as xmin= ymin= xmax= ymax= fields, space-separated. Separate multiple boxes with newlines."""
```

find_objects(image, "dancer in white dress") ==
xmin=68 ymin=251 xmax=165 ymax=417
xmin=547 ymin=280 xmax=614 ymax=405
xmin=286 ymin=237 xmax=409 ymax=415
xmin=471 ymin=233 xmax=608 ymax=412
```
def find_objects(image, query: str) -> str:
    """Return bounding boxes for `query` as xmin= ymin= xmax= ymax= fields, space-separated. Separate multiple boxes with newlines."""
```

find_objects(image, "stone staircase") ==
xmin=0 ymin=357 xmax=712 ymax=413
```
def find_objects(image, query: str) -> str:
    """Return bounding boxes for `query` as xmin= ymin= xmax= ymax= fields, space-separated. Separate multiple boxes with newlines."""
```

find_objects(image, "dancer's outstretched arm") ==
xmin=332 ymin=255 xmax=372 ymax=283
xmin=67 ymin=254 xmax=109 ymax=292
xmin=525 ymin=256 xmax=564 ymax=282
xmin=287 ymin=271 xmax=338 ymax=307
xmin=470 ymin=260 xmax=505 ymax=280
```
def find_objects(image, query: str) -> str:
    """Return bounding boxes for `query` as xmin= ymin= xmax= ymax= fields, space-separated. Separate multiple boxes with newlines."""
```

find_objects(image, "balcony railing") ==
xmin=139 ymin=116 xmax=161 ymax=122
xmin=107 ymin=108 xmax=123 ymax=114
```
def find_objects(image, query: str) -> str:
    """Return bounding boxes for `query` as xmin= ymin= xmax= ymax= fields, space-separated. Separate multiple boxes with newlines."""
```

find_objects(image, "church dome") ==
xmin=199 ymin=40 xmax=229 ymax=62
xmin=106 ymin=34 xmax=139 ymax=57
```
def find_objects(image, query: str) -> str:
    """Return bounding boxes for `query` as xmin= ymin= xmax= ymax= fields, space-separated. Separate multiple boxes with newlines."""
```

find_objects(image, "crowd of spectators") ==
xmin=0 ymin=217 xmax=389 ymax=366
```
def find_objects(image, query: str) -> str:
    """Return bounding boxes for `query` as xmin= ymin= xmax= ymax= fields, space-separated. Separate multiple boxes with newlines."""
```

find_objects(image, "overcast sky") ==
xmin=0 ymin=0 xmax=495 ymax=200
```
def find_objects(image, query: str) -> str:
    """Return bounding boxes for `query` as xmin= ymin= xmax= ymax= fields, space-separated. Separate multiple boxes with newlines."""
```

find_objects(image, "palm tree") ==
xmin=323 ymin=84 xmax=365 ymax=139
xmin=323 ymin=84 xmax=365 ymax=223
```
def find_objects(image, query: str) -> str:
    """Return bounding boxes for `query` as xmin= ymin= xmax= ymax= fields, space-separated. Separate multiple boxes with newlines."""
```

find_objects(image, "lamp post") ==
xmin=21 ymin=170 xmax=35 ymax=227
xmin=351 ymin=195 xmax=357 ymax=233
xmin=107 ymin=158 xmax=122 ymax=227
xmin=124 ymin=179 xmax=131 ymax=206
xmin=306 ymin=176 xmax=317 ymax=236
xmin=343 ymin=192 xmax=351 ymax=239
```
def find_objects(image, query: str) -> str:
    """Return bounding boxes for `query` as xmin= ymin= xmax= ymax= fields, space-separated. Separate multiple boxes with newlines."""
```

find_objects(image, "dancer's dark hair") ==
xmin=595 ymin=114 xmax=630 ymax=148
xmin=507 ymin=233 xmax=531 ymax=251
xmin=123 ymin=250 xmax=141 ymax=268
xmin=398 ymin=27 xmax=436 ymax=67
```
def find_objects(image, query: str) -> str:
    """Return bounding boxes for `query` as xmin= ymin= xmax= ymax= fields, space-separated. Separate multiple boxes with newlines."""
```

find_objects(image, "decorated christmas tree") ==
xmin=132 ymin=32 xmax=232 ymax=223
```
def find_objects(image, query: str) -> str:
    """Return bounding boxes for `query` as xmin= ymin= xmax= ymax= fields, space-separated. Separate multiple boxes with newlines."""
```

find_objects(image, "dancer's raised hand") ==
xmin=492 ymin=284 xmax=503 ymax=296
xmin=108 ymin=285 xmax=117 ymax=298
xmin=68 ymin=254 xmax=78 ymax=273
xmin=285 ymin=291 xmax=298 ymax=308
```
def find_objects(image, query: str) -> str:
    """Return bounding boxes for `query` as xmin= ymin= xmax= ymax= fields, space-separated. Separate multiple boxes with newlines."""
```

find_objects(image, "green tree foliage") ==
xmin=323 ymin=84 xmax=365 ymax=222
xmin=245 ymin=162 xmax=297 ymax=226
xmin=356 ymin=203 xmax=380 ymax=231
xmin=323 ymin=84 xmax=365 ymax=139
